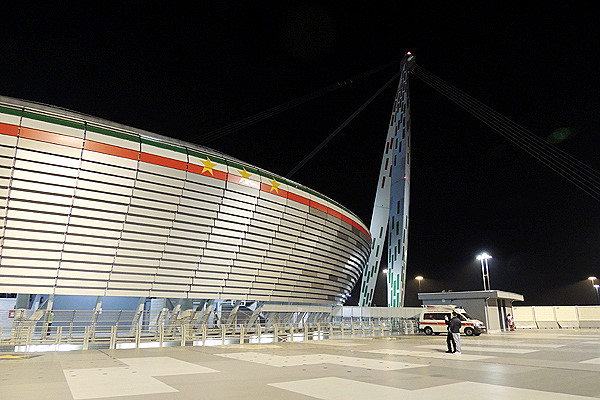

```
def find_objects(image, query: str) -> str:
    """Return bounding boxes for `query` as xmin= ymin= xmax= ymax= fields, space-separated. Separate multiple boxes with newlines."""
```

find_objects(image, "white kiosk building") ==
xmin=418 ymin=290 xmax=524 ymax=333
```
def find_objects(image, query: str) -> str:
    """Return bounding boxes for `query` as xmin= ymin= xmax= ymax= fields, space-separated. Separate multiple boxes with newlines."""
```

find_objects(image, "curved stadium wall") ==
xmin=0 ymin=97 xmax=371 ymax=305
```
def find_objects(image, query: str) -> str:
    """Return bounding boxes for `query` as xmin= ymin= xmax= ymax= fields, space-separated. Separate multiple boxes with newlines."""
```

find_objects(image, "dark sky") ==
xmin=2 ymin=4 xmax=599 ymax=306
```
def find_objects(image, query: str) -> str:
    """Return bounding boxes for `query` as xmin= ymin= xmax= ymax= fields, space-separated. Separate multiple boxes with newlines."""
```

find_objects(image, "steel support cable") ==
xmin=286 ymin=71 xmax=401 ymax=178
xmin=411 ymin=67 xmax=600 ymax=201
xmin=200 ymin=91 xmax=331 ymax=142
xmin=411 ymin=66 xmax=600 ymax=201
xmin=411 ymin=68 xmax=600 ymax=201
xmin=412 ymin=65 xmax=600 ymax=184
xmin=412 ymin=66 xmax=583 ymax=172
xmin=412 ymin=73 xmax=600 ymax=201
xmin=412 ymin=67 xmax=600 ymax=201
xmin=412 ymin=65 xmax=600 ymax=185
xmin=194 ymin=62 xmax=397 ymax=145
xmin=411 ymin=69 xmax=594 ymax=184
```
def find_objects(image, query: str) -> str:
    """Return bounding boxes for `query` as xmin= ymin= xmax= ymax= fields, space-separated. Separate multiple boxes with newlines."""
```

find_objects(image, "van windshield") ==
xmin=459 ymin=312 xmax=473 ymax=320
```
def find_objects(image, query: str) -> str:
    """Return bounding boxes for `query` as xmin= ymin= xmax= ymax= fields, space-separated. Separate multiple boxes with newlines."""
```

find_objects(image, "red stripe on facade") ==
xmin=19 ymin=126 xmax=83 ymax=149
xmin=272 ymin=187 xmax=287 ymax=198
xmin=340 ymin=214 xmax=353 ymax=226
xmin=0 ymin=127 xmax=370 ymax=240
xmin=328 ymin=208 xmax=342 ymax=220
xmin=187 ymin=163 xmax=203 ymax=175
xmin=351 ymin=221 xmax=370 ymax=237
xmin=140 ymin=152 xmax=187 ymax=171
xmin=287 ymin=191 xmax=310 ymax=206
xmin=213 ymin=170 xmax=228 ymax=180
xmin=0 ymin=122 xmax=19 ymax=136
xmin=260 ymin=182 xmax=271 ymax=193
xmin=188 ymin=163 xmax=228 ymax=180
xmin=259 ymin=182 xmax=287 ymax=198
xmin=310 ymin=200 xmax=328 ymax=213
xmin=420 ymin=322 xmax=475 ymax=327
xmin=84 ymin=140 xmax=139 ymax=160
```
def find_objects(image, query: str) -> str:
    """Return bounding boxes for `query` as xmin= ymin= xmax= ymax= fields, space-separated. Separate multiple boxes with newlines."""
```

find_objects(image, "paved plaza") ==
xmin=1 ymin=330 xmax=600 ymax=399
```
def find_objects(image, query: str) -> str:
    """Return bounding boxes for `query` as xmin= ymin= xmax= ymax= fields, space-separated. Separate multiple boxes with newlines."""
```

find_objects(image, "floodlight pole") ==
xmin=415 ymin=276 xmax=423 ymax=292
xmin=477 ymin=253 xmax=492 ymax=291
xmin=485 ymin=257 xmax=491 ymax=290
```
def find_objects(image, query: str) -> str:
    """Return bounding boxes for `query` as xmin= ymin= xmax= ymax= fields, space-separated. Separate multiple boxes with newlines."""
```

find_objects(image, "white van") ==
xmin=419 ymin=305 xmax=486 ymax=336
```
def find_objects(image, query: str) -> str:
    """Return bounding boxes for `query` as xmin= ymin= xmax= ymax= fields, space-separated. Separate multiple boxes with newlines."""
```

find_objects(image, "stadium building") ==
xmin=0 ymin=95 xmax=371 ymax=310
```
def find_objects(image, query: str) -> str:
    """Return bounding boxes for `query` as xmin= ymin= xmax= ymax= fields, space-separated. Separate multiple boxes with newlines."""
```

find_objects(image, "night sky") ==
xmin=2 ymin=4 xmax=599 ymax=306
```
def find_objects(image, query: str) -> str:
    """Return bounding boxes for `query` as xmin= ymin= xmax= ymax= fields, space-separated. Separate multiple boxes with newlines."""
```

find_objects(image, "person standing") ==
xmin=507 ymin=313 xmax=515 ymax=331
xmin=47 ymin=311 xmax=54 ymax=337
xmin=445 ymin=314 xmax=456 ymax=353
xmin=449 ymin=311 xmax=462 ymax=354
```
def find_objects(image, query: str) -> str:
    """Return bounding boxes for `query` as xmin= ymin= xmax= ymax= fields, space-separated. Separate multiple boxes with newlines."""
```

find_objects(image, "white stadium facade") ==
xmin=0 ymin=96 xmax=371 ymax=306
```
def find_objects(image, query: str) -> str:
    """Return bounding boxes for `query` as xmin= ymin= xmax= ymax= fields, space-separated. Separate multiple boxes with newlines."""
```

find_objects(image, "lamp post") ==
xmin=476 ymin=253 xmax=492 ymax=291
xmin=415 ymin=276 xmax=423 ymax=292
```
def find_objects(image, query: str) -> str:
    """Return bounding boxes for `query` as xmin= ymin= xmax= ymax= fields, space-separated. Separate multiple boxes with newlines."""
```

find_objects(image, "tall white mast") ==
xmin=359 ymin=53 xmax=414 ymax=306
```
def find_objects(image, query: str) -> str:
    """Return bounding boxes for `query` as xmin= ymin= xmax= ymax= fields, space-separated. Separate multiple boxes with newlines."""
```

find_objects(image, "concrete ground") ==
xmin=1 ymin=330 xmax=599 ymax=399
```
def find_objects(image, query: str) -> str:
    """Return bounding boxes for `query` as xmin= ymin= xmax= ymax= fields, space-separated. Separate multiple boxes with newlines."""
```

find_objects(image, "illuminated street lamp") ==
xmin=382 ymin=268 xmax=388 ymax=275
xmin=415 ymin=276 xmax=423 ymax=292
xmin=476 ymin=252 xmax=492 ymax=291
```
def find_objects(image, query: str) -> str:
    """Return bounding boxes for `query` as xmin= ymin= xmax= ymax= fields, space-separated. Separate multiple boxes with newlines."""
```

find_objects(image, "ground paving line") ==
xmin=364 ymin=348 xmax=494 ymax=361
xmin=416 ymin=344 xmax=537 ymax=354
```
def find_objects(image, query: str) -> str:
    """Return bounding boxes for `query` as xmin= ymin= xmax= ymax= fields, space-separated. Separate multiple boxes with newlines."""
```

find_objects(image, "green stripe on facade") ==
xmin=187 ymin=148 xmax=227 ymax=165
xmin=2 ymin=102 xmax=369 ymax=236
xmin=87 ymin=125 xmax=140 ymax=143
xmin=226 ymin=160 xmax=261 ymax=176
xmin=22 ymin=110 xmax=85 ymax=130
xmin=0 ymin=105 xmax=23 ymax=117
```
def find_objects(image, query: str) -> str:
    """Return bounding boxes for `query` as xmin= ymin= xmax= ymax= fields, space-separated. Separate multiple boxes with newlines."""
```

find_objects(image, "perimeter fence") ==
xmin=0 ymin=308 xmax=421 ymax=351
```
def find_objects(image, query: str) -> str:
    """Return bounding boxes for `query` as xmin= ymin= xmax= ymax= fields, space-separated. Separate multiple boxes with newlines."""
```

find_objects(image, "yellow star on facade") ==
xmin=270 ymin=178 xmax=280 ymax=193
xmin=239 ymin=168 xmax=252 ymax=179
xmin=201 ymin=157 xmax=216 ymax=176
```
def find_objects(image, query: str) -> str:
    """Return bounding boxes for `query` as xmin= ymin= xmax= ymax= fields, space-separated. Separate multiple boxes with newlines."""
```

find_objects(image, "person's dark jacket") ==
xmin=449 ymin=316 xmax=461 ymax=333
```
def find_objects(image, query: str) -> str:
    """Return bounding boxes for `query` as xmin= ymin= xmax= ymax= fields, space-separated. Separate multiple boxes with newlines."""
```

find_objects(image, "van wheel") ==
xmin=464 ymin=327 xmax=474 ymax=336
xmin=424 ymin=327 xmax=433 ymax=335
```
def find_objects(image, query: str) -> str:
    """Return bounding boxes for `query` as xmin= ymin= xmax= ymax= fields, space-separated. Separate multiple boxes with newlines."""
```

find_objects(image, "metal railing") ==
xmin=0 ymin=309 xmax=420 ymax=351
